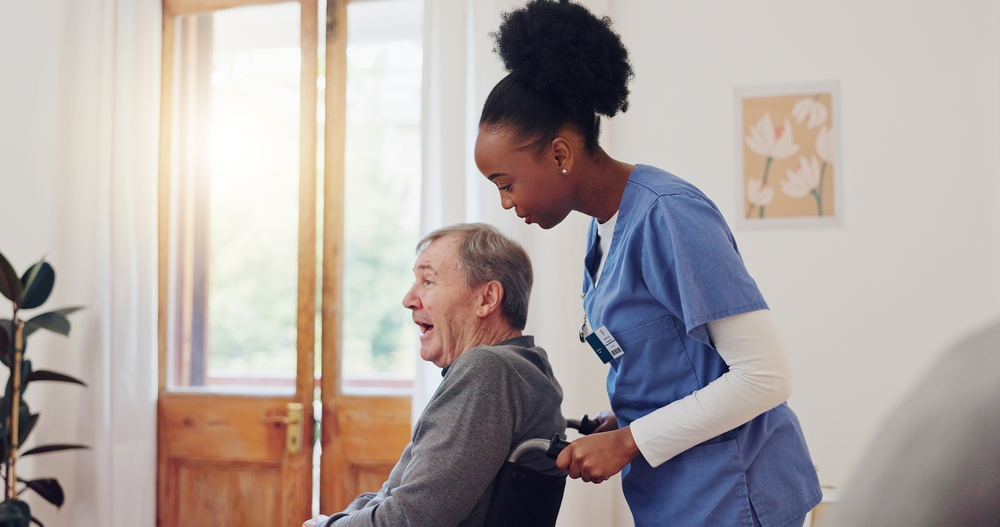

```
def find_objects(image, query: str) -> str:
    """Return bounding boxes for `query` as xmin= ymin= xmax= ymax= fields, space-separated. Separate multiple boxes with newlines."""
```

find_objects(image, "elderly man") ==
xmin=304 ymin=223 xmax=565 ymax=527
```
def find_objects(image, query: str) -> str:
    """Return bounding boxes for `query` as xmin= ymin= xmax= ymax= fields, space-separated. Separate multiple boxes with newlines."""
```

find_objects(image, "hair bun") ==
xmin=493 ymin=0 xmax=634 ymax=118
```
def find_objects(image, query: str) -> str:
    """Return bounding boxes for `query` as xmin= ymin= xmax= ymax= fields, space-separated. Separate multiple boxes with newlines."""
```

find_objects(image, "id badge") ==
xmin=584 ymin=325 xmax=624 ymax=364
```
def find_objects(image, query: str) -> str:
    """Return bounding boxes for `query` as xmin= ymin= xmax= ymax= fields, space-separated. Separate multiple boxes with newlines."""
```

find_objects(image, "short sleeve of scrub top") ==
xmin=637 ymin=181 xmax=768 ymax=346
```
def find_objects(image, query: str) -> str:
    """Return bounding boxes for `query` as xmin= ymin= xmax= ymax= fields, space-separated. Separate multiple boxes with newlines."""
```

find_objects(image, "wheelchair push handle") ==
xmin=546 ymin=433 xmax=570 ymax=460
xmin=547 ymin=414 xmax=603 ymax=459
xmin=566 ymin=414 xmax=600 ymax=435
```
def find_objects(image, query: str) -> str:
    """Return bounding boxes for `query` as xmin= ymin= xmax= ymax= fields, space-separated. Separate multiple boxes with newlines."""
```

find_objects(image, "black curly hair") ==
xmin=479 ymin=0 xmax=634 ymax=153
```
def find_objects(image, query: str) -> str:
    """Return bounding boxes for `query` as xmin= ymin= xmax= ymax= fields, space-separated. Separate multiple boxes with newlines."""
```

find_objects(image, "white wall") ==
xmin=0 ymin=2 xmax=98 ymax=524
xmin=0 ymin=1 xmax=160 ymax=526
xmin=607 ymin=0 xmax=1000 ymax=491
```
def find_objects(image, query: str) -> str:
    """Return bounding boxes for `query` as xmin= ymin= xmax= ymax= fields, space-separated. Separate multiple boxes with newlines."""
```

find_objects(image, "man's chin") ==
xmin=419 ymin=346 xmax=441 ymax=366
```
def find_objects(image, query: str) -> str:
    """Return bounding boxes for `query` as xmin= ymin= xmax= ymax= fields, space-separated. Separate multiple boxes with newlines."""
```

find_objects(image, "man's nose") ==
xmin=402 ymin=284 xmax=420 ymax=309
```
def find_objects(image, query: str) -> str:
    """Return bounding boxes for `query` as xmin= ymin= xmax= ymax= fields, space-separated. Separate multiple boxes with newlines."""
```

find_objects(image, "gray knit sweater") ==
xmin=326 ymin=335 xmax=565 ymax=527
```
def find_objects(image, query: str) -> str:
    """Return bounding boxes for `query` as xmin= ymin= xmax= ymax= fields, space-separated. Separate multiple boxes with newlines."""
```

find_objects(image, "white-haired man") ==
xmin=304 ymin=223 xmax=565 ymax=527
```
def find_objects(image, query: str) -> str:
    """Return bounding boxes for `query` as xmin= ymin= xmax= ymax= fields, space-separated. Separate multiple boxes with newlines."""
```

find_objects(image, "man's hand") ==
xmin=556 ymin=426 xmax=639 ymax=484
xmin=302 ymin=515 xmax=330 ymax=527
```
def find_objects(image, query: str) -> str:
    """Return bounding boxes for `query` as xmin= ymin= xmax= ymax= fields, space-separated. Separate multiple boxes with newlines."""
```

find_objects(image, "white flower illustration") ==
xmin=782 ymin=156 xmax=822 ymax=199
xmin=792 ymin=97 xmax=829 ymax=130
xmin=745 ymin=114 xmax=799 ymax=160
xmin=815 ymin=125 xmax=833 ymax=163
xmin=746 ymin=178 xmax=774 ymax=207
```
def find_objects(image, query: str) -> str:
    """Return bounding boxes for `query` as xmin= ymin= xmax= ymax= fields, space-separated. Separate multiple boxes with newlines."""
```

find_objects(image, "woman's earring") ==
xmin=562 ymin=168 xmax=568 ymax=174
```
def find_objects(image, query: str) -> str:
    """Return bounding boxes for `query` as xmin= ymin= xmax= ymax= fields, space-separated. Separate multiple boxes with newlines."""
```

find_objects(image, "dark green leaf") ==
xmin=0 ymin=319 xmax=12 ymax=368
xmin=0 ymin=499 xmax=31 ymax=527
xmin=0 ymin=413 xmax=8 ymax=461
xmin=0 ymin=251 xmax=22 ymax=303
xmin=19 ymin=262 xmax=54 ymax=310
xmin=18 ymin=412 xmax=39 ymax=447
xmin=19 ymin=479 xmax=63 ymax=508
xmin=0 ymin=394 xmax=10 ymax=459
xmin=50 ymin=307 xmax=83 ymax=317
xmin=19 ymin=444 xmax=89 ymax=457
xmin=29 ymin=516 xmax=43 ymax=527
xmin=23 ymin=312 xmax=69 ymax=338
xmin=0 ymin=322 xmax=8 ymax=363
xmin=25 ymin=370 xmax=86 ymax=388
xmin=17 ymin=360 xmax=32 ymax=395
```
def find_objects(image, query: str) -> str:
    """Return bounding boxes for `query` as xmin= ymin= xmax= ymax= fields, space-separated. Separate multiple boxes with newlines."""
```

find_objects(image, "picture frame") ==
xmin=735 ymin=82 xmax=843 ymax=229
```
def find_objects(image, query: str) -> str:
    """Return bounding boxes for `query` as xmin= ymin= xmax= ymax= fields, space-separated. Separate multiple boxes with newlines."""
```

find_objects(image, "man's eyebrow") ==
xmin=416 ymin=263 xmax=434 ymax=271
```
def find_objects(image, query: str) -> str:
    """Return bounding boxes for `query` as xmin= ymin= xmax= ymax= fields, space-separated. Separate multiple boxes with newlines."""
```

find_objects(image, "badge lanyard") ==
xmin=579 ymin=294 xmax=624 ymax=364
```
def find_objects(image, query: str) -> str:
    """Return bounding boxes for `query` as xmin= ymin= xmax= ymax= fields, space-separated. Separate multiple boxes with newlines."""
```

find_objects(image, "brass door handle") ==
xmin=264 ymin=402 xmax=304 ymax=454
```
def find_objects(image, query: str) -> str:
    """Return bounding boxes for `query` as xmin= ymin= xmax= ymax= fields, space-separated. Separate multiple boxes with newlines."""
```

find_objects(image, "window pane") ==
xmin=168 ymin=2 xmax=302 ymax=394
xmin=341 ymin=0 xmax=423 ymax=394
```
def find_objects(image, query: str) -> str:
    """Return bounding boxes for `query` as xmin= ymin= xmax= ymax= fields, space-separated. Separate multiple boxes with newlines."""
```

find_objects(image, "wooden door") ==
xmin=318 ymin=0 xmax=411 ymax=512
xmin=157 ymin=1 xmax=318 ymax=526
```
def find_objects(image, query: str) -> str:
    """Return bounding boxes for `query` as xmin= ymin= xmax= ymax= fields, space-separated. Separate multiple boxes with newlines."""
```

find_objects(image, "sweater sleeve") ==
xmin=331 ymin=349 xmax=520 ymax=527
xmin=628 ymin=309 xmax=793 ymax=467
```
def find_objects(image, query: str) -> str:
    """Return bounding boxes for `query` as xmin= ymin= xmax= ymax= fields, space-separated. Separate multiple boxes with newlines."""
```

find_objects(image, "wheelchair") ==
xmin=483 ymin=415 xmax=600 ymax=527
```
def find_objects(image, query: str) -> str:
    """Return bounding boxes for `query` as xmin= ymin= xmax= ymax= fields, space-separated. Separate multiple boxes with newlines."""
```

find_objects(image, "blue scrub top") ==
xmin=583 ymin=165 xmax=821 ymax=527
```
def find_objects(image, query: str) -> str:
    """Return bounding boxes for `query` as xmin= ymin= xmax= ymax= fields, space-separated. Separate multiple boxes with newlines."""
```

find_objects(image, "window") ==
xmin=162 ymin=0 xmax=423 ymax=395
xmin=340 ymin=0 xmax=423 ymax=394
xmin=165 ymin=2 xmax=304 ymax=393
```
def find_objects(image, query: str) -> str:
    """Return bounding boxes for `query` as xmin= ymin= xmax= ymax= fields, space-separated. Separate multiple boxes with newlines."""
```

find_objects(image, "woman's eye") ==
xmin=498 ymin=184 xmax=511 ymax=192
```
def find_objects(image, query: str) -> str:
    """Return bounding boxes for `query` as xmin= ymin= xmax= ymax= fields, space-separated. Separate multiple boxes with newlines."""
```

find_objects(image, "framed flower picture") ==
xmin=735 ymin=82 xmax=842 ymax=228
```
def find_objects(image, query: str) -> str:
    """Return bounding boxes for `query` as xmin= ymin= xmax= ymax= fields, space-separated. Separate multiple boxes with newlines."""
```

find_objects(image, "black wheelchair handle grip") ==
xmin=546 ymin=433 xmax=570 ymax=460
xmin=576 ymin=414 xmax=600 ymax=435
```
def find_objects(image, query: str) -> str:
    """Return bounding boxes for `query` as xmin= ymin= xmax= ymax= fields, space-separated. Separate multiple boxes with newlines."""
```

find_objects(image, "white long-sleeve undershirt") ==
xmin=627 ymin=309 xmax=793 ymax=467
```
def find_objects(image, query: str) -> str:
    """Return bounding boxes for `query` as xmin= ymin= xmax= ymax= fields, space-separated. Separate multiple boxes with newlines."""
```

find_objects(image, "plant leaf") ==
xmin=19 ymin=479 xmax=64 ymax=508
xmin=18 ymin=412 xmax=39 ymax=447
xmin=0 ymin=251 xmax=22 ymax=303
xmin=19 ymin=444 xmax=89 ymax=458
xmin=16 ymin=360 xmax=32 ymax=395
xmin=50 ymin=306 xmax=84 ymax=317
xmin=0 ymin=319 xmax=12 ymax=367
xmin=30 ymin=516 xmax=44 ymax=527
xmin=0 ymin=322 xmax=9 ymax=363
xmin=19 ymin=262 xmax=54 ymax=310
xmin=25 ymin=370 xmax=87 ymax=388
xmin=0 ymin=499 xmax=31 ymax=527
xmin=23 ymin=312 xmax=69 ymax=338
xmin=0 ymin=413 xmax=8 ymax=461
xmin=0 ymin=392 xmax=8 ymax=423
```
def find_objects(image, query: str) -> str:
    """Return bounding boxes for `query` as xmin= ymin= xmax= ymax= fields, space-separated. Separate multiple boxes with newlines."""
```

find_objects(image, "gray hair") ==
xmin=417 ymin=223 xmax=533 ymax=330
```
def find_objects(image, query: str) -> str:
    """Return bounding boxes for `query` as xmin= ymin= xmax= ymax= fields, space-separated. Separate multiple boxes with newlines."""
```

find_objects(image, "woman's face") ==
xmin=474 ymin=126 xmax=575 ymax=229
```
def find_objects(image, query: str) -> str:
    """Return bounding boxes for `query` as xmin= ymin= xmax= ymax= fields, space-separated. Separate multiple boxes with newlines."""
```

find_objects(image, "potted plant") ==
xmin=0 ymin=251 xmax=87 ymax=527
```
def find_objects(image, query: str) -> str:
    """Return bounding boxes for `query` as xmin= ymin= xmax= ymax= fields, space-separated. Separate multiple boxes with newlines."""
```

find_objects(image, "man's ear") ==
xmin=475 ymin=281 xmax=504 ymax=318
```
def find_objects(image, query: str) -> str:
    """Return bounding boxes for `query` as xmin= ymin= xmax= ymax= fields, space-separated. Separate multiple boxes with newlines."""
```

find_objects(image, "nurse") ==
xmin=473 ymin=1 xmax=822 ymax=526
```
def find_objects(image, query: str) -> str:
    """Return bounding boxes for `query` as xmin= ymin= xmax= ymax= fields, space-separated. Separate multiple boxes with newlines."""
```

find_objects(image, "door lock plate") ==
xmin=264 ymin=402 xmax=304 ymax=454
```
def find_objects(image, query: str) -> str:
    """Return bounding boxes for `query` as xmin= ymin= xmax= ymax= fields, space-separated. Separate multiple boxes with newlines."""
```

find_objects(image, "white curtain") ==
xmin=0 ymin=1 xmax=160 ymax=526
xmin=419 ymin=1 xmax=633 ymax=525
